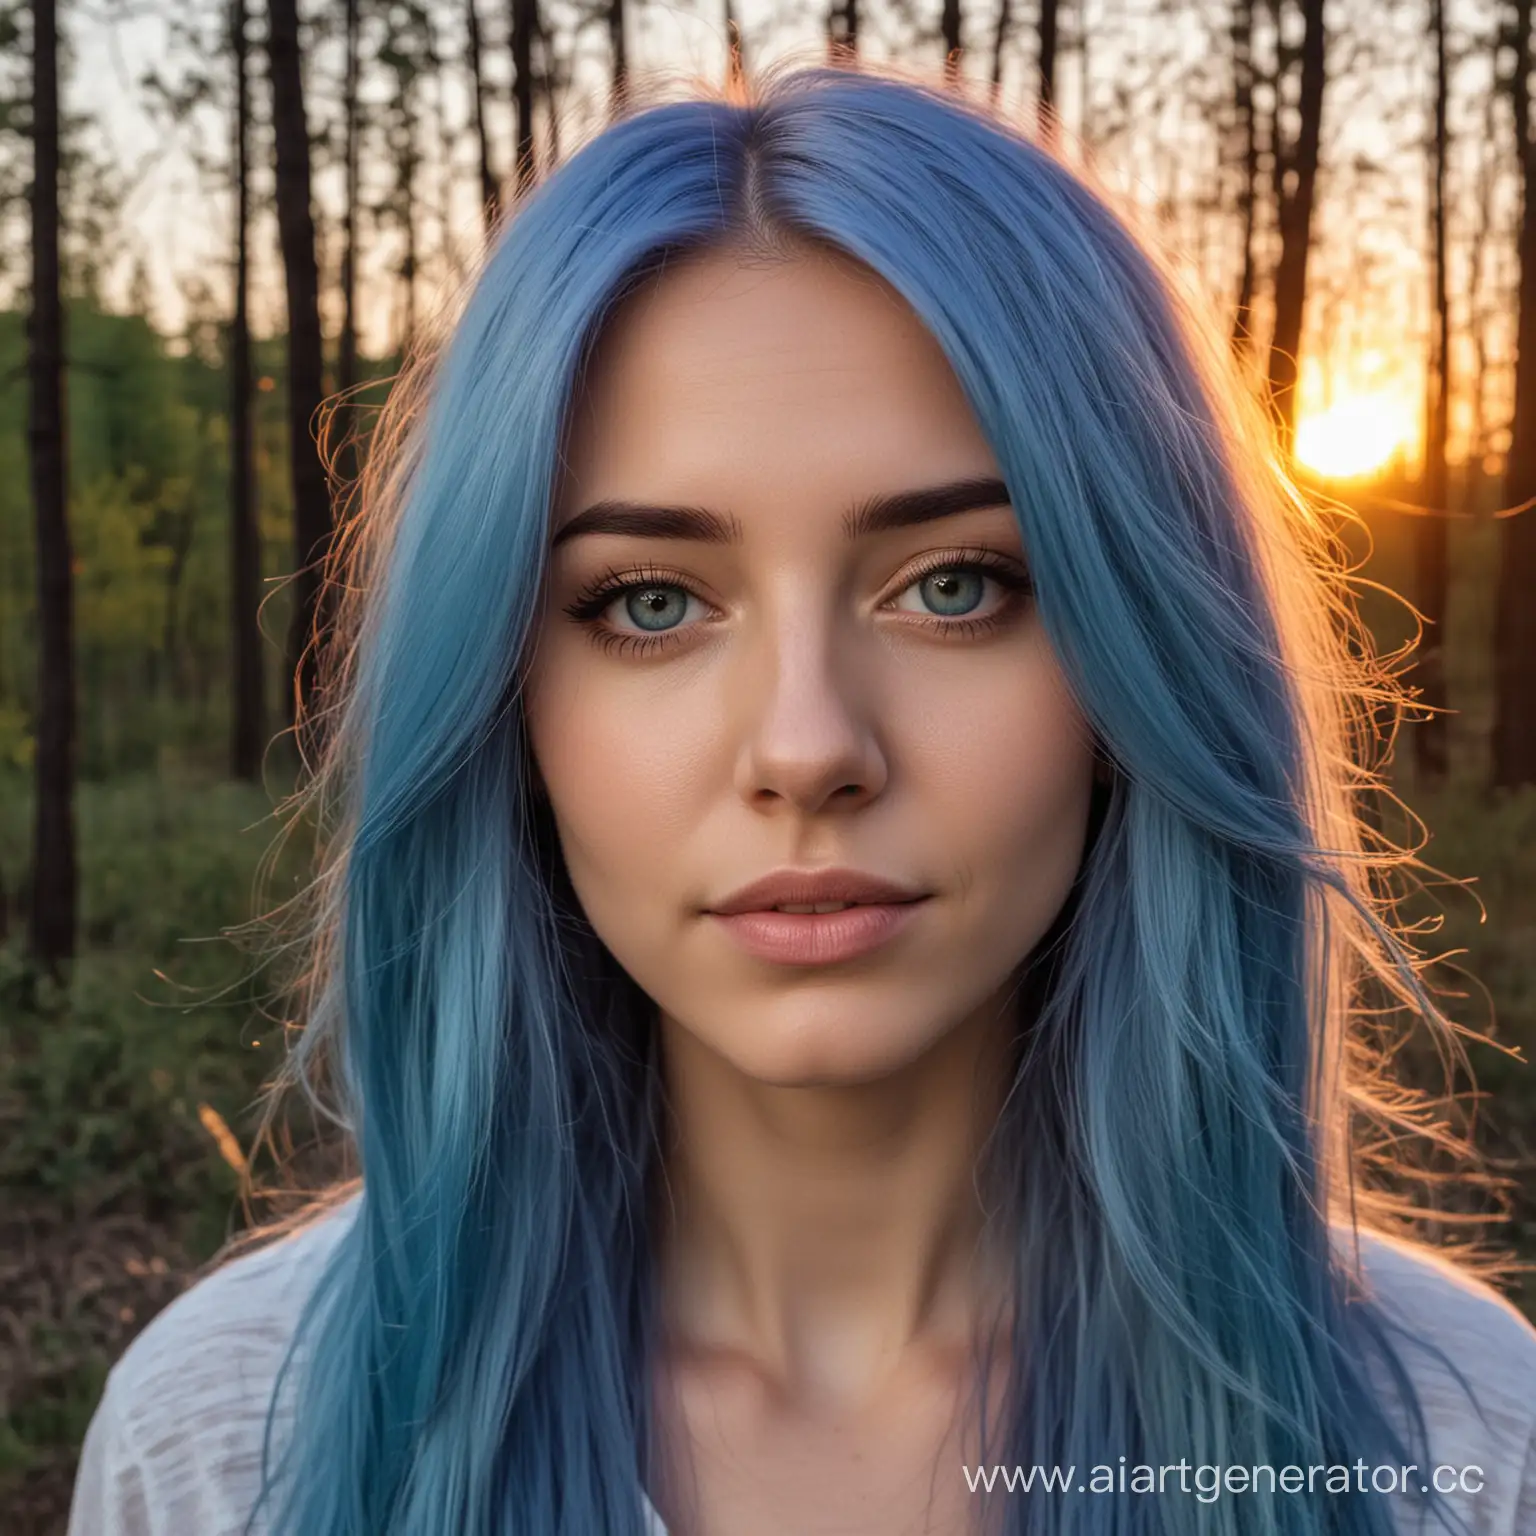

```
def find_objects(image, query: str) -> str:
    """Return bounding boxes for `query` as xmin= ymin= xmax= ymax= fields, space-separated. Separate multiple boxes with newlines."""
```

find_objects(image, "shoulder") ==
xmin=103 ymin=1195 xmax=360 ymax=1424
xmin=1345 ymin=1226 xmax=1536 ymax=1417
xmin=68 ymin=1195 xmax=361 ymax=1536
xmin=1339 ymin=1225 xmax=1536 ymax=1536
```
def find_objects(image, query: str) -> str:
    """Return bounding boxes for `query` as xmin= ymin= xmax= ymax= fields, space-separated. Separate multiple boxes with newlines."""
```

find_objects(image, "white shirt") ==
xmin=67 ymin=1196 xmax=1536 ymax=1535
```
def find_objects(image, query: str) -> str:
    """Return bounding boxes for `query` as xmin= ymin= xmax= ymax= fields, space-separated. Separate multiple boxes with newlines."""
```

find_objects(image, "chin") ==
xmin=717 ymin=1012 xmax=948 ymax=1090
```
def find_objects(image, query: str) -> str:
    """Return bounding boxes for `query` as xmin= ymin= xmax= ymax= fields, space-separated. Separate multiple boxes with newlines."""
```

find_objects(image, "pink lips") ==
xmin=709 ymin=899 xmax=929 ymax=965
xmin=708 ymin=866 xmax=927 ymax=915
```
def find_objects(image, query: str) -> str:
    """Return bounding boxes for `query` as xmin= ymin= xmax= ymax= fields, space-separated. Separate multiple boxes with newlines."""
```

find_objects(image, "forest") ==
xmin=2 ymin=0 xmax=1535 ymax=1530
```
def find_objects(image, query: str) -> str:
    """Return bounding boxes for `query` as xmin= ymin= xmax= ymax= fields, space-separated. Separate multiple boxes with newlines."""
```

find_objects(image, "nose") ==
xmin=732 ymin=607 xmax=890 ymax=815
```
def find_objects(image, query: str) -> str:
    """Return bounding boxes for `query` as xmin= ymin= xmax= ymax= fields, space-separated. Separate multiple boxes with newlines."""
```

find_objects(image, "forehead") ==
xmin=555 ymin=245 xmax=1000 ymax=522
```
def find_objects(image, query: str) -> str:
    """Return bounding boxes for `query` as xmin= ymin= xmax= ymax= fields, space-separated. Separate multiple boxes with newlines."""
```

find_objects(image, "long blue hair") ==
xmin=245 ymin=59 xmax=1489 ymax=1536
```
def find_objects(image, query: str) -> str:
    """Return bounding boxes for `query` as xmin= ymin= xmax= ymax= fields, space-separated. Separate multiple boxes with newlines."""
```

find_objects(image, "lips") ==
xmin=710 ymin=898 xmax=929 ymax=965
xmin=707 ymin=867 xmax=928 ymax=916
xmin=770 ymin=901 xmax=862 ymax=914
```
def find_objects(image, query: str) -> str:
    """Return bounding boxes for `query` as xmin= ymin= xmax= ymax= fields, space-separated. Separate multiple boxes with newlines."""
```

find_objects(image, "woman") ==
xmin=69 ymin=59 xmax=1536 ymax=1536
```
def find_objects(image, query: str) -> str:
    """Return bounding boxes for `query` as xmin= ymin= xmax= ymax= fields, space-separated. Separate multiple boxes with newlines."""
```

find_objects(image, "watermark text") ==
xmin=962 ymin=1460 xmax=1484 ymax=1504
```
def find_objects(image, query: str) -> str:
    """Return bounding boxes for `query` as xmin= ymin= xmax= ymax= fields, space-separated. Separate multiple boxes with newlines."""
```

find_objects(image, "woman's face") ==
xmin=523 ymin=245 xmax=1097 ymax=1087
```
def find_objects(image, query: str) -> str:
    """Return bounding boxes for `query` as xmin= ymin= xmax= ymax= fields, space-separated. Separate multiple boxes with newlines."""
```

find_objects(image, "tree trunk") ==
xmin=608 ymin=0 xmax=627 ymax=114
xmin=1076 ymin=0 xmax=1090 ymax=145
xmin=1265 ymin=0 xmax=1326 ymax=457
xmin=27 ymin=0 xmax=77 ymax=970
xmin=1466 ymin=39 xmax=1498 ymax=472
xmin=510 ymin=0 xmax=537 ymax=193
xmin=1037 ymin=0 xmax=1058 ymax=143
xmin=1494 ymin=0 xmax=1536 ymax=787
xmin=988 ymin=0 xmax=1010 ymax=105
xmin=403 ymin=173 xmax=418 ymax=354
xmin=941 ymin=0 xmax=962 ymax=81
xmin=467 ymin=0 xmax=501 ymax=232
xmin=397 ymin=91 xmax=419 ymax=355
xmin=1230 ymin=0 xmax=1258 ymax=354
xmin=334 ymin=0 xmax=365 ymax=517
xmin=339 ymin=0 xmax=360 ymax=398
xmin=268 ymin=0 xmax=333 ymax=737
xmin=230 ymin=0 xmax=265 ymax=781
xmin=1413 ymin=0 xmax=1450 ymax=783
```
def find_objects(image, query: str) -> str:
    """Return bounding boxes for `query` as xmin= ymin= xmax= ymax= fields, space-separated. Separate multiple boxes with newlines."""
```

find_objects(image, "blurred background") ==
xmin=1 ymin=0 xmax=1534 ymax=1529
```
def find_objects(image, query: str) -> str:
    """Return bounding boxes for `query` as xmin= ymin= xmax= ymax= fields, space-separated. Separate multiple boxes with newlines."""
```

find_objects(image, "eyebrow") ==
xmin=550 ymin=475 xmax=1013 ymax=549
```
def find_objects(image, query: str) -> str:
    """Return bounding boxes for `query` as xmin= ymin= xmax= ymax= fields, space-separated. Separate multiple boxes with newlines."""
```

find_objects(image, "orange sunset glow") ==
xmin=1294 ymin=392 xmax=1417 ymax=481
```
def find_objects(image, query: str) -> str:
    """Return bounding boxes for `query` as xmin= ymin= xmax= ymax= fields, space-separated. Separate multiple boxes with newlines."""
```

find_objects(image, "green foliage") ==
xmin=0 ymin=766 xmax=322 ymax=1508
xmin=0 ymin=303 xmax=299 ymax=779
xmin=0 ymin=768 xmax=311 ymax=1245
xmin=73 ymin=470 xmax=175 ymax=650
xmin=0 ymin=1356 xmax=107 ymax=1482
xmin=1396 ymin=784 xmax=1536 ymax=1106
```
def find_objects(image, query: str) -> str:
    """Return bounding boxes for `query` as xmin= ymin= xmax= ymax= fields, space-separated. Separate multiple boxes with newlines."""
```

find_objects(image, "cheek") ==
xmin=919 ymin=656 xmax=1097 ymax=943
xmin=523 ymin=652 xmax=715 ymax=905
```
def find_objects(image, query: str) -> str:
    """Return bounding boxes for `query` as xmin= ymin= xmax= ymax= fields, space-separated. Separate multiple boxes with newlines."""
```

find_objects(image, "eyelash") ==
xmin=561 ymin=547 xmax=1035 ymax=659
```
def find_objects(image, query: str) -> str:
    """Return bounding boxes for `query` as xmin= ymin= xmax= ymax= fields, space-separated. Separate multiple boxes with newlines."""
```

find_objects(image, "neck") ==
xmin=653 ymin=996 xmax=1016 ymax=1411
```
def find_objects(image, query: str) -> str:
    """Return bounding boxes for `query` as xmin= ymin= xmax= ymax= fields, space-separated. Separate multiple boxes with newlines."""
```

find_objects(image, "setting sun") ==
xmin=1294 ymin=393 xmax=1414 ymax=480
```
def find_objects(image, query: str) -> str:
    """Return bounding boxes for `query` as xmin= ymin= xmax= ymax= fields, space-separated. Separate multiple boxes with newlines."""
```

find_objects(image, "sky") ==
xmin=56 ymin=0 xmax=1516 ymax=471
xmin=67 ymin=0 xmax=1249 ymax=351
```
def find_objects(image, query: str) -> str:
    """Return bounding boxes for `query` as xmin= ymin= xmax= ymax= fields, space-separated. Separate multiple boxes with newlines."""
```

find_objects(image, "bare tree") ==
xmin=608 ymin=0 xmax=627 ymax=113
xmin=1076 ymin=0 xmax=1089 ymax=143
xmin=988 ymin=0 xmax=1010 ymax=104
xmin=1494 ymin=0 xmax=1536 ymax=786
xmin=1413 ymin=0 xmax=1450 ymax=782
xmin=941 ymin=0 xmax=961 ymax=81
xmin=339 ymin=0 xmax=361 ymax=398
xmin=230 ymin=0 xmax=264 ymax=780
xmin=1229 ymin=0 xmax=1258 ymax=354
xmin=510 ymin=0 xmax=537 ymax=192
xmin=268 ymin=0 xmax=333 ymax=733
xmin=27 ymin=0 xmax=77 ymax=969
xmin=381 ymin=2 xmax=425 ymax=355
xmin=1265 ymin=0 xmax=1326 ymax=456
xmin=1037 ymin=0 xmax=1059 ymax=142
xmin=467 ymin=0 xmax=500 ymax=231
xmin=1465 ymin=30 xmax=1500 ymax=476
